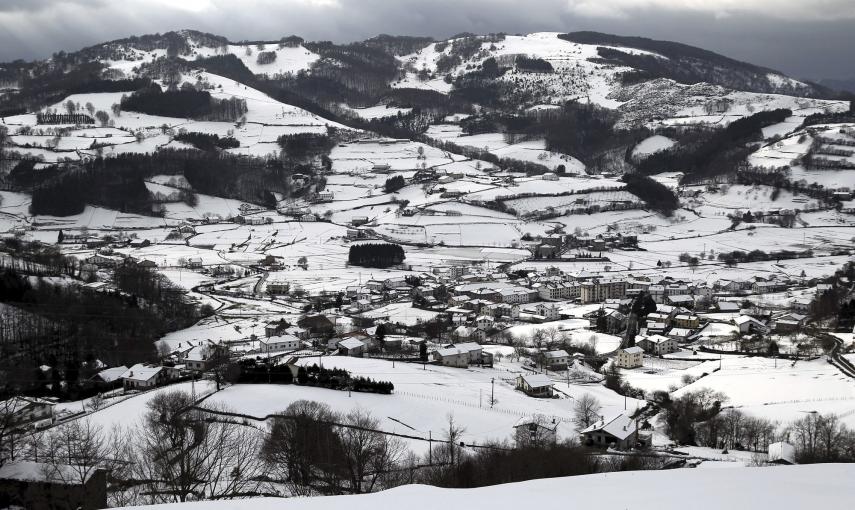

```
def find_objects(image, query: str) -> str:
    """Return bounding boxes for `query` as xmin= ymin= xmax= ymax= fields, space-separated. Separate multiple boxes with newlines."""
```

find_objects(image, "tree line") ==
xmin=639 ymin=109 xmax=792 ymax=182
xmin=661 ymin=389 xmax=855 ymax=463
xmin=120 ymin=83 xmax=247 ymax=121
xmin=348 ymin=243 xmax=406 ymax=268
xmin=235 ymin=361 xmax=393 ymax=394
xmin=24 ymin=149 xmax=309 ymax=216
xmin=0 ymin=261 xmax=207 ymax=398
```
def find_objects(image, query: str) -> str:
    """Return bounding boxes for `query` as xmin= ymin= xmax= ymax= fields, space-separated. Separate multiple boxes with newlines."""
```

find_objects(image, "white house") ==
xmin=615 ymin=347 xmax=644 ymax=369
xmin=121 ymin=364 xmax=166 ymax=389
xmin=260 ymin=334 xmax=301 ymax=354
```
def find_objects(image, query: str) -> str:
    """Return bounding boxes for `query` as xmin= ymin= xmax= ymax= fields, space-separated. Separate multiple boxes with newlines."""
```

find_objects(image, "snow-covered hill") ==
xmin=123 ymin=464 xmax=854 ymax=510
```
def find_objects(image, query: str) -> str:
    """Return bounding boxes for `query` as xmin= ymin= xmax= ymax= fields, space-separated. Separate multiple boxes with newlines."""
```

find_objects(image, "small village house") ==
xmin=0 ymin=461 xmax=107 ymax=510
xmin=514 ymin=415 xmax=558 ymax=447
xmin=120 ymin=364 xmax=167 ymax=390
xmin=543 ymin=349 xmax=570 ymax=370
xmin=636 ymin=335 xmax=679 ymax=355
xmin=579 ymin=413 xmax=644 ymax=450
xmin=615 ymin=346 xmax=644 ymax=369
xmin=260 ymin=334 xmax=301 ymax=354
xmin=0 ymin=396 xmax=56 ymax=430
xmin=433 ymin=348 xmax=469 ymax=368
xmin=337 ymin=338 xmax=366 ymax=357
xmin=515 ymin=373 xmax=554 ymax=398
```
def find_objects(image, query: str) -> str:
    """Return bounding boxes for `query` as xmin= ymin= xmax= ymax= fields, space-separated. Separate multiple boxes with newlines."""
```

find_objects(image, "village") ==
xmin=0 ymin=26 xmax=855 ymax=508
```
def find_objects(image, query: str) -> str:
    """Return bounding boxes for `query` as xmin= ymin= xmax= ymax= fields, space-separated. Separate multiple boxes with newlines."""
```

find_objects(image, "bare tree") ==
xmin=572 ymin=393 xmax=601 ymax=429
xmin=438 ymin=414 xmax=466 ymax=468
xmin=261 ymin=400 xmax=344 ymax=496
xmin=131 ymin=390 xmax=263 ymax=502
xmin=530 ymin=329 xmax=546 ymax=349
xmin=0 ymin=397 xmax=29 ymax=466
xmin=156 ymin=340 xmax=172 ymax=361
xmin=338 ymin=409 xmax=405 ymax=493
xmin=544 ymin=327 xmax=561 ymax=347
xmin=94 ymin=110 xmax=110 ymax=127
xmin=41 ymin=419 xmax=105 ymax=484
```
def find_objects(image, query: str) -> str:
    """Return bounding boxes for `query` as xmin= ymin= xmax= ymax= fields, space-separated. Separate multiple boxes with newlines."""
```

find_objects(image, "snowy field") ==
xmin=201 ymin=356 xmax=642 ymax=453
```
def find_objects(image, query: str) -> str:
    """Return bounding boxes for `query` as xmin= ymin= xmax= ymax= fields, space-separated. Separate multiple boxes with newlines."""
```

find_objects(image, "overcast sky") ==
xmin=0 ymin=0 xmax=853 ymax=81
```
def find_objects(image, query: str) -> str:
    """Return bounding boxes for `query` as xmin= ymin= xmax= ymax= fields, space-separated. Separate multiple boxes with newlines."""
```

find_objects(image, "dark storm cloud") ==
xmin=0 ymin=0 xmax=852 ymax=81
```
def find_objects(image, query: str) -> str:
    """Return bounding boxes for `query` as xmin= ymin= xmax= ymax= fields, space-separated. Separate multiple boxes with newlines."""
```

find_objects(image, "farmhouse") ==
xmin=433 ymin=348 xmax=469 ymax=368
xmin=514 ymin=415 xmax=558 ymax=447
xmin=515 ymin=373 xmax=554 ymax=398
xmin=183 ymin=344 xmax=223 ymax=372
xmin=91 ymin=366 xmax=128 ymax=384
xmin=579 ymin=413 xmax=644 ymax=450
xmin=735 ymin=315 xmax=769 ymax=334
xmin=337 ymin=338 xmax=365 ymax=357
xmin=444 ymin=342 xmax=484 ymax=364
xmin=543 ymin=349 xmax=570 ymax=370
xmin=121 ymin=364 xmax=167 ymax=389
xmin=266 ymin=280 xmax=290 ymax=295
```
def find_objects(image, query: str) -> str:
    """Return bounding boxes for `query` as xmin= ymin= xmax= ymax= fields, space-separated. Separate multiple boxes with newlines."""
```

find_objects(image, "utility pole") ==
xmin=491 ymin=377 xmax=495 ymax=408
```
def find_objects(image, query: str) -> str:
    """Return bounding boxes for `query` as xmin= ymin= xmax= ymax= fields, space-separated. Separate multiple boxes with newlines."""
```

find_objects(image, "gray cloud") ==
xmin=0 ymin=0 xmax=852 ymax=81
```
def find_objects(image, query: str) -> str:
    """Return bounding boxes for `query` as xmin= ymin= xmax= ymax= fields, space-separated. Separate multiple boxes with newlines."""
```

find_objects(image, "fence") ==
xmin=394 ymin=389 xmax=566 ymax=424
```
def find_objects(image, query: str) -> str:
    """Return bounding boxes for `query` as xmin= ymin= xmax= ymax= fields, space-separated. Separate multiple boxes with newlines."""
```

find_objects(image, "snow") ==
xmin=342 ymin=104 xmax=413 ymax=120
xmin=632 ymin=135 xmax=676 ymax=158
xmin=123 ymin=464 xmax=855 ymax=510
xmin=670 ymin=357 xmax=855 ymax=429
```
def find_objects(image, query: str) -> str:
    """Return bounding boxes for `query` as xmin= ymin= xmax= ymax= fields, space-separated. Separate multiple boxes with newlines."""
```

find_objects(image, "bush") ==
xmin=174 ymin=132 xmax=240 ymax=151
xmin=384 ymin=175 xmax=406 ymax=193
